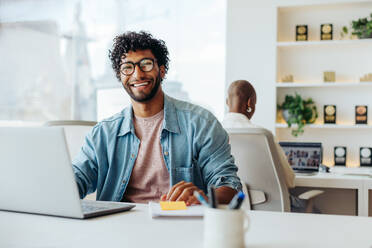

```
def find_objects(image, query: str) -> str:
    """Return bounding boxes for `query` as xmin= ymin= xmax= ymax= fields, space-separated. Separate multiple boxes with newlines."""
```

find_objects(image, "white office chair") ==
xmin=44 ymin=120 xmax=97 ymax=160
xmin=44 ymin=120 xmax=97 ymax=200
xmin=226 ymin=127 xmax=323 ymax=212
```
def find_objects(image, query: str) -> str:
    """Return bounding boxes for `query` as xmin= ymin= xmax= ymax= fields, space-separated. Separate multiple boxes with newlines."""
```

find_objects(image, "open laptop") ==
xmin=0 ymin=127 xmax=134 ymax=219
xmin=279 ymin=142 xmax=322 ymax=175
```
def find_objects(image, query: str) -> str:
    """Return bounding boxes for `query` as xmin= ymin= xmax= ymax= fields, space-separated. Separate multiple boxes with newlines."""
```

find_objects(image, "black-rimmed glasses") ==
xmin=120 ymin=58 xmax=156 ymax=76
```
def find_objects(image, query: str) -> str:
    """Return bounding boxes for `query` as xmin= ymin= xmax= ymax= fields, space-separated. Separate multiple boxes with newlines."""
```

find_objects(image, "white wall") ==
xmin=226 ymin=1 xmax=277 ymax=132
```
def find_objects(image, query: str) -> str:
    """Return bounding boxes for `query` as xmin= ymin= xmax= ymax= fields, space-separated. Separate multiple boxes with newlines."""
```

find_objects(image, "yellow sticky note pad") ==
xmin=160 ymin=201 xmax=187 ymax=210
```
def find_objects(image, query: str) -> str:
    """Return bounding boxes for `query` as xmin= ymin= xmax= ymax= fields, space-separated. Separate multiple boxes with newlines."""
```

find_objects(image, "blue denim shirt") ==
xmin=72 ymin=95 xmax=242 ymax=201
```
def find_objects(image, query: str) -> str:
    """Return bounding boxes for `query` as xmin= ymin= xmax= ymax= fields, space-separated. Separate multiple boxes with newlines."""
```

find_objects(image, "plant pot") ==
xmin=282 ymin=109 xmax=290 ymax=122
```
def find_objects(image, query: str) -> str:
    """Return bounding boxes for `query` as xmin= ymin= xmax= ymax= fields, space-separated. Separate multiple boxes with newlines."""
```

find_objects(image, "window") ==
xmin=0 ymin=0 xmax=226 ymax=123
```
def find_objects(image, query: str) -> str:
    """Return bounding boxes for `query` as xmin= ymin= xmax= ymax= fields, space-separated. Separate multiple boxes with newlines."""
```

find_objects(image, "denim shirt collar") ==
xmin=117 ymin=94 xmax=180 ymax=136
xmin=163 ymin=94 xmax=181 ymax=134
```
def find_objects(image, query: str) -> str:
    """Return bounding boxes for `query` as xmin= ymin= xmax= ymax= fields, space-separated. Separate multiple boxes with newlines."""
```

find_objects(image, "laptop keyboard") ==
xmin=81 ymin=200 xmax=129 ymax=213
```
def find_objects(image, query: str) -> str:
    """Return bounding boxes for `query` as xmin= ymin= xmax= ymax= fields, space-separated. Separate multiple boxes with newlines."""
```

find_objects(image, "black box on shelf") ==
xmin=321 ymin=24 xmax=333 ymax=40
xmin=360 ymin=147 xmax=372 ymax=166
xmin=355 ymin=105 xmax=368 ymax=124
xmin=324 ymin=105 xmax=336 ymax=124
xmin=296 ymin=25 xmax=308 ymax=41
xmin=334 ymin=146 xmax=347 ymax=166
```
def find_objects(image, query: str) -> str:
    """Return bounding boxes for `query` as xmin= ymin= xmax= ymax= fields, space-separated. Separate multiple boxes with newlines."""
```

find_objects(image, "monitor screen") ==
xmin=279 ymin=142 xmax=322 ymax=171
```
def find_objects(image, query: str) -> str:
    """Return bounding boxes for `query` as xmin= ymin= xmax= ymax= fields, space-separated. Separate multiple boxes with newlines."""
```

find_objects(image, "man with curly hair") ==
xmin=72 ymin=31 xmax=242 ymax=205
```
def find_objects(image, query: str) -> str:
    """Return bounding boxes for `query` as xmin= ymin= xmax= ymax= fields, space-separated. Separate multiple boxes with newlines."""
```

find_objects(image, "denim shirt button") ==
xmin=164 ymin=151 xmax=169 ymax=156
xmin=131 ymin=154 xmax=135 ymax=158
xmin=122 ymin=179 xmax=126 ymax=184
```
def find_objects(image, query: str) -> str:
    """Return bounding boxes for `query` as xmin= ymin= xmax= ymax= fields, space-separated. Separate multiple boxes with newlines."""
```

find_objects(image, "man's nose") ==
xmin=132 ymin=64 xmax=145 ymax=78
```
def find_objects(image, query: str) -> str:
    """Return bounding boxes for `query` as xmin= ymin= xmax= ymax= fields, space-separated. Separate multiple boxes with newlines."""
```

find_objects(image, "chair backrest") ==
xmin=226 ymin=127 xmax=290 ymax=212
xmin=44 ymin=120 xmax=96 ymax=160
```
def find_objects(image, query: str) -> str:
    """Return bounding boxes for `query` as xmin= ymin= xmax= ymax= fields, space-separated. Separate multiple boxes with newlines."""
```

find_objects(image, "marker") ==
xmin=193 ymin=191 xmax=209 ymax=207
xmin=208 ymin=185 xmax=217 ymax=208
xmin=228 ymin=191 xmax=245 ymax=210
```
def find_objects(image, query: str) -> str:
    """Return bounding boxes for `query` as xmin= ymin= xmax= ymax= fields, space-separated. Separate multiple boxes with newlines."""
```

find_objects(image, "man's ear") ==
xmin=159 ymin=65 xmax=166 ymax=79
xmin=247 ymin=97 xmax=253 ymax=108
xmin=226 ymin=98 xmax=229 ymax=106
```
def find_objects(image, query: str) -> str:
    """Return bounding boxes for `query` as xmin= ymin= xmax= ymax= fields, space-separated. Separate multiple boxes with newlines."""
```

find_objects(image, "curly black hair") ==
xmin=109 ymin=31 xmax=170 ymax=82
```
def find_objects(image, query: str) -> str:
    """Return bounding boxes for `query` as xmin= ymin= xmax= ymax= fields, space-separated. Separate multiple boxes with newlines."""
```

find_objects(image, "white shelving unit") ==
xmin=276 ymin=123 xmax=372 ymax=129
xmin=277 ymin=82 xmax=372 ymax=88
xmin=277 ymin=39 xmax=372 ymax=47
xmin=275 ymin=1 xmax=372 ymax=167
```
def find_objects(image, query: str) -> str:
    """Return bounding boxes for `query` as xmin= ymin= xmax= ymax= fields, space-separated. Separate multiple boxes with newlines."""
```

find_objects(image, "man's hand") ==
xmin=160 ymin=181 xmax=208 ymax=206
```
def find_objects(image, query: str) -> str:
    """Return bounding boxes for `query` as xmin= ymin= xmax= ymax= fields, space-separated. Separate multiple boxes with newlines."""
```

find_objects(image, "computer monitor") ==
xmin=279 ymin=142 xmax=322 ymax=172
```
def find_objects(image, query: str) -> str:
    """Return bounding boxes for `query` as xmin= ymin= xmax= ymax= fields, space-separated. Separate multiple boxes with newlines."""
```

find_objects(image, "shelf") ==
xmin=277 ymin=39 xmax=372 ymax=48
xmin=277 ymin=1 xmax=372 ymax=13
xmin=275 ymin=123 xmax=372 ymax=129
xmin=276 ymin=82 xmax=372 ymax=88
xmin=329 ymin=166 xmax=372 ymax=175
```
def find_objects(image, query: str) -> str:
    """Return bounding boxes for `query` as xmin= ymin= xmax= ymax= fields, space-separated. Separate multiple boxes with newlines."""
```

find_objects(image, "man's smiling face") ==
xmin=120 ymin=49 xmax=165 ymax=103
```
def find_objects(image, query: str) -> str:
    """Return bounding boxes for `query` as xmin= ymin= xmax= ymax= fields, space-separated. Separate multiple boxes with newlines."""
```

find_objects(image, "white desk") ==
xmin=1 ymin=204 xmax=372 ymax=248
xmin=295 ymin=172 xmax=372 ymax=216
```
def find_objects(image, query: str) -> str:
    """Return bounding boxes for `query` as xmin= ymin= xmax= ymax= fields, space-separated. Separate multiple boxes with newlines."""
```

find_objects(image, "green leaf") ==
xmin=342 ymin=26 xmax=348 ymax=34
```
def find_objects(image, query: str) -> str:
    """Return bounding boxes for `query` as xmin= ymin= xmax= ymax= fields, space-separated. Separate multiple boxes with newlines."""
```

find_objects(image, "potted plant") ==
xmin=277 ymin=93 xmax=318 ymax=137
xmin=341 ymin=13 xmax=372 ymax=39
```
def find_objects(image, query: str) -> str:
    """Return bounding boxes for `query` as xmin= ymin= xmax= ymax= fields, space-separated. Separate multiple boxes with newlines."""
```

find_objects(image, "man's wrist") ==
xmin=215 ymin=186 xmax=237 ymax=204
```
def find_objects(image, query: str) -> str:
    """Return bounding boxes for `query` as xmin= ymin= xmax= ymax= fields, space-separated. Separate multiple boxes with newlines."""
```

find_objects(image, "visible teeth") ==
xmin=132 ymin=82 xmax=149 ymax=87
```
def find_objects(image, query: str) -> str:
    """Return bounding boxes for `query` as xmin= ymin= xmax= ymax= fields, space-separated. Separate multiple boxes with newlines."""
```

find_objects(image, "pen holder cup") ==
xmin=203 ymin=207 xmax=249 ymax=248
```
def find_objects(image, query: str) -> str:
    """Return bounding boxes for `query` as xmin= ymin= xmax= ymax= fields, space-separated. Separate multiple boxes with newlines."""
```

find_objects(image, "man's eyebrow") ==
xmin=121 ymin=57 xmax=155 ymax=64
xmin=120 ymin=55 xmax=127 ymax=63
xmin=120 ymin=59 xmax=131 ymax=65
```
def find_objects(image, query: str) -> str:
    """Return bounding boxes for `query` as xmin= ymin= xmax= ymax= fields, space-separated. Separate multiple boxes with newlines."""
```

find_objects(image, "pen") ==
xmin=208 ymin=185 xmax=217 ymax=208
xmin=228 ymin=191 xmax=245 ymax=210
xmin=193 ymin=191 xmax=209 ymax=207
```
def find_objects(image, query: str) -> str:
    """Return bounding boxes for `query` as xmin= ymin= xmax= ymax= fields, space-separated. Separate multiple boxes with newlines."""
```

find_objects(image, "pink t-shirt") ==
xmin=122 ymin=110 xmax=170 ymax=203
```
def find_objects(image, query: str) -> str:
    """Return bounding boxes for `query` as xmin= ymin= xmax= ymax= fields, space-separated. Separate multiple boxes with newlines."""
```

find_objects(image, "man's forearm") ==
xmin=215 ymin=186 xmax=237 ymax=204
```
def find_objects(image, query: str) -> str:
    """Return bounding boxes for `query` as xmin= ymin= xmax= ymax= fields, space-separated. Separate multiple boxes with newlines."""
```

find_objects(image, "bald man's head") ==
xmin=227 ymin=80 xmax=257 ymax=119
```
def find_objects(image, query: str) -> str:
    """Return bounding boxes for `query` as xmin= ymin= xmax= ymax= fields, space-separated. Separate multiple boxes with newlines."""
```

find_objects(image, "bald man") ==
xmin=224 ymin=80 xmax=257 ymax=124
xmin=222 ymin=80 xmax=295 ymax=189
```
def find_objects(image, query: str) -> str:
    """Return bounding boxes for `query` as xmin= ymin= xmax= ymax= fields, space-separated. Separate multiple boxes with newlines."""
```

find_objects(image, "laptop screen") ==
xmin=279 ymin=142 xmax=322 ymax=171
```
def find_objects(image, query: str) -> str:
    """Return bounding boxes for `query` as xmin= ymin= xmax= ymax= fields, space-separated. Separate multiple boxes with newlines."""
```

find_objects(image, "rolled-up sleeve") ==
xmin=197 ymin=119 xmax=242 ymax=192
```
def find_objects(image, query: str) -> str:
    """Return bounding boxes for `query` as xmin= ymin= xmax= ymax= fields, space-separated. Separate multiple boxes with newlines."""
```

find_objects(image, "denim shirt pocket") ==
xmin=172 ymin=165 xmax=194 ymax=183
